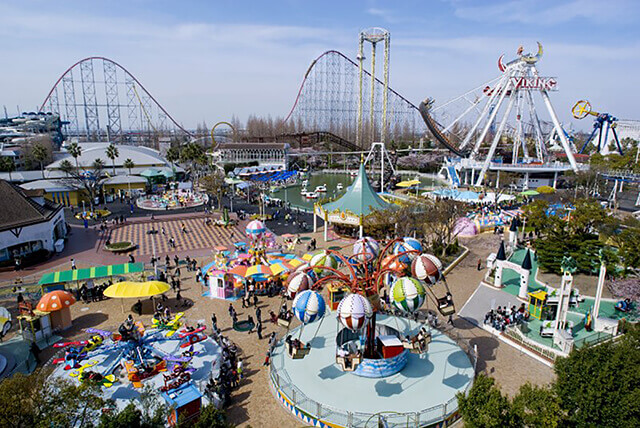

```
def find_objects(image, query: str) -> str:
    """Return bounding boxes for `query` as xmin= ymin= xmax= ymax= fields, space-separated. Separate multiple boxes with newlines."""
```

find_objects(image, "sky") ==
xmin=1 ymin=0 xmax=639 ymax=131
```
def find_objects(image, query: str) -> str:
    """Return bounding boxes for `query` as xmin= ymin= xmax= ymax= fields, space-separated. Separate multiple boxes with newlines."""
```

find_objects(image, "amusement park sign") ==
xmin=510 ymin=76 xmax=557 ymax=91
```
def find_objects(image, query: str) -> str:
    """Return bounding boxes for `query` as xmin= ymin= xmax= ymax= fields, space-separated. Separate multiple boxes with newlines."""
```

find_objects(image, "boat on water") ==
xmin=349 ymin=170 xmax=358 ymax=177
xmin=336 ymin=183 xmax=343 ymax=191
xmin=301 ymin=179 xmax=309 ymax=187
xmin=315 ymin=185 xmax=327 ymax=193
xmin=302 ymin=191 xmax=319 ymax=199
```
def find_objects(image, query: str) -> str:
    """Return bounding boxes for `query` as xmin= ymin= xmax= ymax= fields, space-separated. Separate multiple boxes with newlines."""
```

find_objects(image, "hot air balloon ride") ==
xmin=335 ymin=293 xmax=373 ymax=371
xmin=393 ymin=237 xmax=422 ymax=263
xmin=285 ymin=271 xmax=314 ymax=299
xmin=309 ymin=250 xmax=339 ymax=276
xmin=411 ymin=253 xmax=455 ymax=316
xmin=352 ymin=237 xmax=380 ymax=263
xmin=286 ymin=290 xmax=327 ymax=359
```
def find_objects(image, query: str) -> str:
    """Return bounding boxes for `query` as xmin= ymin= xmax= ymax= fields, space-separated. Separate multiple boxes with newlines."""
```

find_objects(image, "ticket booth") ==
xmin=528 ymin=290 xmax=547 ymax=320
xmin=161 ymin=383 xmax=202 ymax=427
xmin=327 ymin=283 xmax=350 ymax=310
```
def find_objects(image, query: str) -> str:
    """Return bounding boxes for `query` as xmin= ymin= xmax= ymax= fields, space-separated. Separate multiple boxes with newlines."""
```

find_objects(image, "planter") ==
xmin=105 ymin=241 xmax=136 ymax=253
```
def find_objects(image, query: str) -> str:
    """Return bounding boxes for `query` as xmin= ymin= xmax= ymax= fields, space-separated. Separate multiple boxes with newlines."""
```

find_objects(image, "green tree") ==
xmin=106 ymin=143 xmax=120 ymax=175
xmin=67 ymin=141 xmax=82 ymax=169
xmin=0 ymin=369 xmax=106 ymax=428
xmin=31 ymin=143 xmax=48 ymax=178
xmin=511 ymin=383 xmax=562 ymax=428
xmin=180 ymin=142 xmax=205 ymax=164
xmin=191 ymin=404 xmax=232 ymax=428
xmin=201 ymin=171 xmax=225 ymax=210
xmin=457 ymin=373 xmax=514 ymax=428
xmin=0 ymin=157 xmax=16 ymax=181
xmin=522 ymin=200 xmax=551 ymax=234
xmin=554 ymin=324 xmax=640 ymax=427
xmin=123 ymin=158 xmax=135 ymax=176
xmin=165 ymin=146 xmax=180 ymax=170
xmin=99 ymin=403 xmax=143 ymax=428
xmin=568 ymin=198 xmax=606 ymax=236
xmin=59 ymin=159 xmax=74 ymax=177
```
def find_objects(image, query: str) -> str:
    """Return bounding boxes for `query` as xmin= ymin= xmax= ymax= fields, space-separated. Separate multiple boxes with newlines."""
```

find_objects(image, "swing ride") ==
xmin=269 ymin=237 xmax=475 ymax=428
xmin=51 ymin=314 xmax=221 ymax=412
xmin=421 ymin=42 xmax=582 ymax=187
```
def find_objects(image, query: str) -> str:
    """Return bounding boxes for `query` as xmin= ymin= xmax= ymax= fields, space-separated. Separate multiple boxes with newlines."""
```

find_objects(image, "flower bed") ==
xmin=104 ymin=241 xmax=136 ymax=253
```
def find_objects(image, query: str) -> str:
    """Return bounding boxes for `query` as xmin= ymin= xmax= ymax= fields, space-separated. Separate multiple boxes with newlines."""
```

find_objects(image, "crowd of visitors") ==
xmin=484 ymin=304 xmax=528 ymax=331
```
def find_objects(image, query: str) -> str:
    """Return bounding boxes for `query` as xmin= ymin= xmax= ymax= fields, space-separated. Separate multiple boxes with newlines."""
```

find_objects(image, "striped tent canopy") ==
xmin=38 ymin=263 xmax=145 ymax=286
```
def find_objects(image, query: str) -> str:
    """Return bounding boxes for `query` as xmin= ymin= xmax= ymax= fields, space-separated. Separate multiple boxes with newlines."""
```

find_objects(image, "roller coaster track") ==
xmin=283 ymin=50 xmax=420 ymax=125
xmin=277 ymin=131 xmax=360 ymax=151
xmin=40 ymin=56 xmax=193 ymax=140
xmin=283 ymin=49 xmax=467 ymax=156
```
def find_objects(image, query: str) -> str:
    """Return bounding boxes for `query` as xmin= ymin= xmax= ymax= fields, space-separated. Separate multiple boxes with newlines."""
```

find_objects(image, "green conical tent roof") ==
xmin=321 ymin=161 xmax=390 ymax=218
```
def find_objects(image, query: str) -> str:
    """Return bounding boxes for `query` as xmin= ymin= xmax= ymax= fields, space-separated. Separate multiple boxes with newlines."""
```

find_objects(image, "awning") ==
xmin=103 ymin=281 xmax=170 ymax=298
xmin=140 ymin=168 xmax=162 ymax=178
xmin=38 ymin=262 xmax=145 ymax=285
xmin=396 ymin=179 xmax=421 ymax=188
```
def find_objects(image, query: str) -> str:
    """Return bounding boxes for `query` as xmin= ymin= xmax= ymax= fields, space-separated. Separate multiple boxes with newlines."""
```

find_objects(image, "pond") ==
xmin=269 ymin=171 xmax=438 ymax=212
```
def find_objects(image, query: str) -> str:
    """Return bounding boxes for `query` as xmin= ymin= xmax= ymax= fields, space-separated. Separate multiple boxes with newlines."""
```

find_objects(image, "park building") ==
xmin=212 ymin=142 xmax=289 ymax=167
xmin=3 ymin=142 xmax=183 ymax=207
xmin=0 ymin=180 xmax=67 ymax=268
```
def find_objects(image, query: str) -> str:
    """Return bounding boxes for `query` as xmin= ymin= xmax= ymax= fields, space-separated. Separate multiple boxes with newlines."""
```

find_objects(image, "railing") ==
xmin=572 ymin=330 xmax=612 ymax=349
xmin=269 ymin=329 xmax=477 ymax=428
xmin=503 ymin=325 xmax=559 ymax=362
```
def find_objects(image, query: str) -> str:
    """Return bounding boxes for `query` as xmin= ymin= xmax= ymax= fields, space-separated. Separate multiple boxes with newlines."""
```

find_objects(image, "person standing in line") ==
xmin=236 ymin=358 xmax=243 ymax=380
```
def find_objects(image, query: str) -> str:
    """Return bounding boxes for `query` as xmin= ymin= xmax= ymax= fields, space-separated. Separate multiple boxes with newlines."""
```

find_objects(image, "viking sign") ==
xmin=510 ymin=76 xmax=558 ymax=91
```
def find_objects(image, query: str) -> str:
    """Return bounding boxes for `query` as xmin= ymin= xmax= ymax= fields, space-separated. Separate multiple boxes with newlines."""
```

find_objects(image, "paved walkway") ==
xmin=109 ymin=217 xmax=244 ymax=257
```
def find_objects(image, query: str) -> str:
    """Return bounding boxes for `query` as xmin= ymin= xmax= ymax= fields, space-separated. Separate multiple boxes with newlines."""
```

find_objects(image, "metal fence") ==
xmin=269 ymin=328 xmax=477 ymax=428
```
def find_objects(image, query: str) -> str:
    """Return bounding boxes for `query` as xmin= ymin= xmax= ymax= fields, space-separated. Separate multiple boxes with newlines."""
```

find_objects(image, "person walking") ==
xmin=247 ymin=315 xmax=255 ymax=334
xmin=477 ymin=259 xmax=482 ymax=271
xmin=257 ymin=320 xmax=263 ymax=339
xmin=71 ymin=258 xmax=76 ymax=270
xmin=255 ymin=306 xmax=262 ymax=323
xmin=211 ymin=313 xmax=217 ymax=332
xmin=448 ymin=314 xmax=454 ymax=326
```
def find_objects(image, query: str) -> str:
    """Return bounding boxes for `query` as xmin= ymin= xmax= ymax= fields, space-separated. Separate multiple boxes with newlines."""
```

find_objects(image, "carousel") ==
xmin=136 ymin=189 xmax=208 ymax=211
xmin=269 ymin=237 xmax=475 ymax=427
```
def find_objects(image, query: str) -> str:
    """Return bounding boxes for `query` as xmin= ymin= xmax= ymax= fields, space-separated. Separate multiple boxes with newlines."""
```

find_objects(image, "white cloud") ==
xmin=448 ymin=0 xmax=639 ymax=26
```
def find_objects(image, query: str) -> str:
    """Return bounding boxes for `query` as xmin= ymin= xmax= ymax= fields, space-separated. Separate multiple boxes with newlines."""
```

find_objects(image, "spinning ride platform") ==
xmin=51 ymin=329 xmax=221 ymax=411
xmin=269 ymin=314 xmax=474 ymax=427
